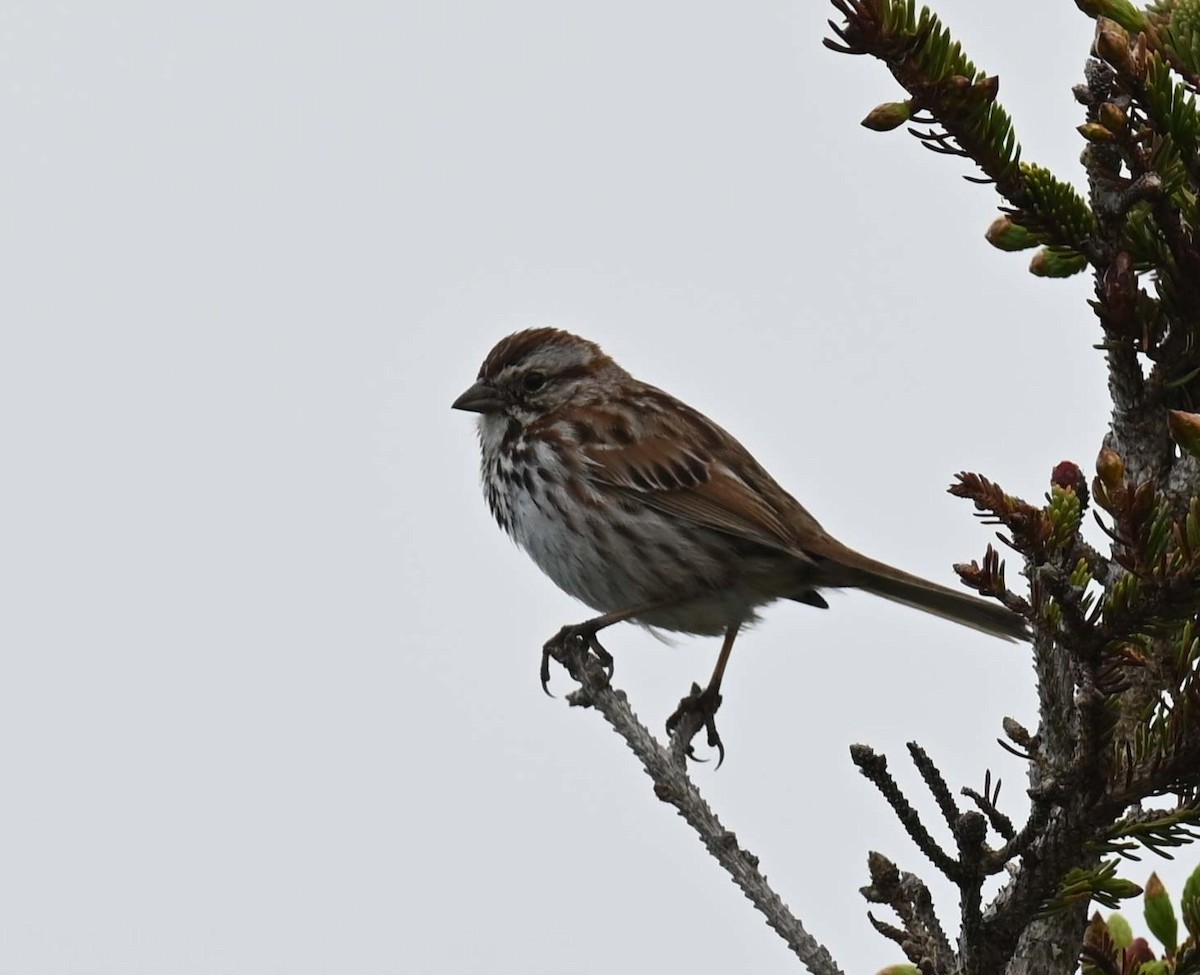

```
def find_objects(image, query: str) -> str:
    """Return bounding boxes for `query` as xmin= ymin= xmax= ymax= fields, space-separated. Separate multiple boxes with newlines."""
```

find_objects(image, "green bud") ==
xmin=1079 ymin=122 xmax=1116 ymax=143
xmin=1030 ymin=247 xmax=1088 ymax=277
xmin=1110 ymin=878 xmax=1144 ymax=899
xmin=1143 ymin=872 xmax=1178 ymax=954
xmin=985 ymin=216 xmax=1038 ymax=251
xmin=1182 ymin=862 xmax=1200 ymax=939
xmin=1107 ymin=911 xmax=1133 ymax=948
xmin=861 ymin=101 xmax=912 ymax=132
xmin=875 ymin=967 xmax=920 ymax=975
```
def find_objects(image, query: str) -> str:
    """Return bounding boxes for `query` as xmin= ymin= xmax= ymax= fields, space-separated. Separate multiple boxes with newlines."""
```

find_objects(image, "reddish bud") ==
xmin=1052 ymin=461 xmax=1090 ymax=506
xmin=1122 ymin=937 xmax=1155 ymax=970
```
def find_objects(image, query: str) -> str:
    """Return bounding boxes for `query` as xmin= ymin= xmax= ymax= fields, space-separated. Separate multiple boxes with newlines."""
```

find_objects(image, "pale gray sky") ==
xmin=5 ymin=1 xmax=1186 ymax=973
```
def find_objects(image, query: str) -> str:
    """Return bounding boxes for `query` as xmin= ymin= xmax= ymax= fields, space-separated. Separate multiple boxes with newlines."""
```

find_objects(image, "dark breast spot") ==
xmin=486 ymin=491 xmax=509 ymax=531
xmin=501 ymin=418 xmax=521 ymax=448
xmin=521 ymin=467 xmax=538 ymax=496
xmin=536 ymin=465 xmax=555 ymax=483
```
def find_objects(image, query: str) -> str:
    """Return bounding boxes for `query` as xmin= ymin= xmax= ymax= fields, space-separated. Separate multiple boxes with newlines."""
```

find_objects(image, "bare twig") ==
xmin=850 ymin=744 xmax=962 ymax=883
xmin=861 ymin=851 xmax=955 ymax=973
xmin=909 ymin=742 xmax=962 ymax=832
xmin=962 ymin=783 xmax=1016 ymax=842
xmin=549 ymin=640 xmax=845 ymax=975
xmin=954 ymin=811 xmax=988 ymax=968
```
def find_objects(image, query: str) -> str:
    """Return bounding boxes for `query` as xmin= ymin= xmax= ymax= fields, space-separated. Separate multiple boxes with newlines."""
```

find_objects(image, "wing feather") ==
xmin=569 ymin=385 xmax=827 ymax=561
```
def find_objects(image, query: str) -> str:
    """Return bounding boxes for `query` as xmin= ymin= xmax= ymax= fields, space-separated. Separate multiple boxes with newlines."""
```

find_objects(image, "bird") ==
xmin=452 ymin=328 xmax=1027 ymax=761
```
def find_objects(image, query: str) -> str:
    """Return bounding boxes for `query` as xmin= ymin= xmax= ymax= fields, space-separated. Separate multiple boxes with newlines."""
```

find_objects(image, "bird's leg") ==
xmin=666 ymin=623 xmax=741 ymax=767
xmin=541 ymin=600 xmax=675 ymax=693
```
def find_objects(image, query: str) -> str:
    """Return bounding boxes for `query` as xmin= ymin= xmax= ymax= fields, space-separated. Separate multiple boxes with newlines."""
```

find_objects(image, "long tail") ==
xmin=823 ymin=547 xmax=1028 ymax=642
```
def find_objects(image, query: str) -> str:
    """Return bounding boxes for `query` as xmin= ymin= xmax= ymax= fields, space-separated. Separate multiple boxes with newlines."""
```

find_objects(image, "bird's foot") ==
xmin=666 ymin=681 xmax=725 ymax=768
xmin=540 ymin=623 xmax=615 ymax=695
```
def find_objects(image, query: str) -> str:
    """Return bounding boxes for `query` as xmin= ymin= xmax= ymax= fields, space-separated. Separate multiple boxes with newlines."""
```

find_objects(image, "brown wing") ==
xmin=571 ymin=384 xmax=828 ymax=561
xmin=560 ymin=384 xmax=1029 ymax=641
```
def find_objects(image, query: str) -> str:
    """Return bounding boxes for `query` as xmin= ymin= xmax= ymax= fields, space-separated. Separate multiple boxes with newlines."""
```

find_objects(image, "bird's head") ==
xmin=451 ymin=328 xmax=626 ymax=426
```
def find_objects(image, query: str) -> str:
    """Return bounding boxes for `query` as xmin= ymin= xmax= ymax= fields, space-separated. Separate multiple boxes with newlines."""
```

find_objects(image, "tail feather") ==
xmin=823 ymin=549 xmax=1028 ymax=642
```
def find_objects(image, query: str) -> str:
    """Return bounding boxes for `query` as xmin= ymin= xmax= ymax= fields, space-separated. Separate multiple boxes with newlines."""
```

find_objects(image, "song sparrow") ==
xmin=453 ymin=328 xmax=1026 ymax=760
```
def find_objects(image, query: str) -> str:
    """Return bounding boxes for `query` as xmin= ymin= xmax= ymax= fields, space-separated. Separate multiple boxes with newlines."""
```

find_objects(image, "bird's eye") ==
xmin=522 ymin=372 xmax=548 ymax=393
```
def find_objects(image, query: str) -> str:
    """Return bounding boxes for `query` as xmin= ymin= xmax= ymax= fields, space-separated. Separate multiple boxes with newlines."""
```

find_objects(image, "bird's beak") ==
xmin=451 ymin=380 xmax=504 ymax=414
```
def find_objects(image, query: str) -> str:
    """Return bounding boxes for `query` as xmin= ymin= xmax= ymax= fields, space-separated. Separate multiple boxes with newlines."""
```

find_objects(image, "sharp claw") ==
xmin=540 ymin=623 xmax=616 ymax=692
xmin=586 ymin=635 xmax=614 ymax=681
xmin=707 ymin=719 xmax=726 ymax=769
xmin=541 ymin=628 xmax=568 ymax=697
xmin=665 ymin=682 xmax=703 ymax=737
xmin=667 ymin=683 xmax=726 ymax=766
xmin=540 ymin=648 xmax=554 ymax=697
